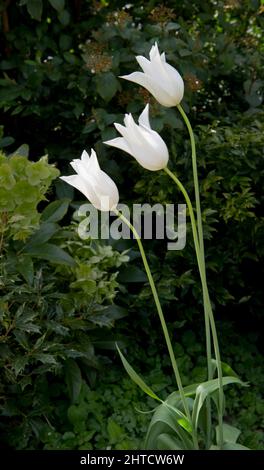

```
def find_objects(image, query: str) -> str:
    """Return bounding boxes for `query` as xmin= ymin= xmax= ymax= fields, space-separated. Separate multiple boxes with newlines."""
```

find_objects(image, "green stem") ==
xmin=114 ymin=208 xmax=199 ymax=450
xmin=164 ymin=167 xmax=224 ymax=449
xmin=176 ymin=104 xmax=213 ymax=448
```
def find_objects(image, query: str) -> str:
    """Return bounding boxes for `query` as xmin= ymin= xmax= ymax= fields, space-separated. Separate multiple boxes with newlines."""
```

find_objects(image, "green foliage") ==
xmin=0 ymin=147 xmax=59 ymax=241
xmin=0 ymin=0 xmax=263 ymax=451
xmin=0 ymin=172 xmax=130 ymax=448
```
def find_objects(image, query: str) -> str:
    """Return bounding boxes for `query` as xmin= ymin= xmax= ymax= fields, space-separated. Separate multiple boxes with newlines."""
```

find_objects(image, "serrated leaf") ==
xmin=34 ymin=353 xmax=57 ymax=365
xmin=16 ymin=255 xmax=34 ymax=285
xmin=12 ymin=356 xmax=29 ymax=376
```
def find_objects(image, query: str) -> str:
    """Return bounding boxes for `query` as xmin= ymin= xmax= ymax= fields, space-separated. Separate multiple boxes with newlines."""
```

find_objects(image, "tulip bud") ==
xmin=120 ymin=42 xmax=184 ymax=108
xmin=104 ymin=104 xmax=169 ymax=171
xmin=60 ymin=149 xmax=119 ymax=211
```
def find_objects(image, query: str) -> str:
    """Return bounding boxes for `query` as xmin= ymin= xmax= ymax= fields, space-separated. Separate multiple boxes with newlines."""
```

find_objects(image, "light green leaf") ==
xmin=116 ymin=344 xmax=161 ymax=402
xmin=145 ymin=400 xmax=193 ymax=450
xmin=222 ymin=442 xmax=250 ymax=450
xmin=211 ymin=359 xmax=239 ymax=378
xmin=216 ymin=423 xmax=241 ymax=445
xmin=157 ymin=433 xmax=183 ymax=450
xmin=107 ymin=419 xmax=123 ymax=443
xmin=10 ymin=144 xmax=29 ymax=157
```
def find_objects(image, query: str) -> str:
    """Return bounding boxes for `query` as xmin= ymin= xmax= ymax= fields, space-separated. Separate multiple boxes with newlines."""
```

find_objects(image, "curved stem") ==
xmin=164 ymin=167 xmax=224 ymax=448
xmin=176 ymin=105 xmax=205 ymax=265
xmin=114 ymin=208 xmax=199 ymax=450
xmin=176 ymin=104 xmax=213 ymax=448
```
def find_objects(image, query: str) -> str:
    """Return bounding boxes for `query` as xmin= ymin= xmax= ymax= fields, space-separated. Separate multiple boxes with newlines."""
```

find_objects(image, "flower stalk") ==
xmin=164 ymin=167 xmax=224 ymax=448
xmin=114 ymin=208 xmax=199 ymax=450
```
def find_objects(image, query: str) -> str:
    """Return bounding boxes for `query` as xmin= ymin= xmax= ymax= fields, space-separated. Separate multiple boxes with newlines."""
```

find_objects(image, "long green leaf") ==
xmin=216 ymin=423 xmax=241 ymax=445
xmin=116 ymin=344 xmax=161 ymax=402
xmin=145 ymin=401 xmax=193 ymax=450
xmin=192 ymin=376 xmax=247 ymax=430
xmin=157 ymin=433 xmax=183 ymax=450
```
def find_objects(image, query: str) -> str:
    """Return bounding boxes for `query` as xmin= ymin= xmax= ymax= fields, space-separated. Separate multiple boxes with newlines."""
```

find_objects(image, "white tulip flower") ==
xmin=120 ymin=42 xmax=184 ymax=107
xmin=60 ymin=149 xmax=119 ymax=211
xmin=104 ymin=104 xmax=169 ymax=171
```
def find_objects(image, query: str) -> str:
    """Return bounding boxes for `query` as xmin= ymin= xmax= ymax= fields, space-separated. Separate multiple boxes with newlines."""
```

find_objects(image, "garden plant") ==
xmin=0 ymin=0 xmax=263 ymax=452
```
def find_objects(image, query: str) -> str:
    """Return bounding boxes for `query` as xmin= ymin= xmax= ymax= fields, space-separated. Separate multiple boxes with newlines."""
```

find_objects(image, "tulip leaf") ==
xmin=116 ymin=344 xmax=161 ymax=402
xmin=216 ymin=423 xmax=241 ymax=445
xmin=192 ymin=376 xmax=248 ymax=430
xmin=157 ymin=433 xmax=183 ymax=450
xmin=145 ymin=398 xmax=193 ymax=450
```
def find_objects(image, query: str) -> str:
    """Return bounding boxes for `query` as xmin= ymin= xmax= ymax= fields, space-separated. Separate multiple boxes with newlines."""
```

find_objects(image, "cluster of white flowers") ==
xmin=61 ymin=43 xmax=184 ymax=211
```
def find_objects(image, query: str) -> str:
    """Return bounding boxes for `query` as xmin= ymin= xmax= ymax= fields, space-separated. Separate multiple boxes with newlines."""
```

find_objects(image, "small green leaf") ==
xmin=11 ymin=144 xmax=29 ymax=157
xmin=211 ymin=359 xmax=239 ymax=378
xmin=95 ymin=72 xmax=119 ymax=102
xmin=41 ymin=199 xmax=70 ymax=223
xmin=48 ymin=0 xmax=65 ymax=11
xmin=107 ymin=419 xmax=123 ymax=443
xmin=26 ymin=0 xmax=43 ymax=21
xmin=58 ymin=9 xmax=70 ymax=25
xmin=116 ymin=344 xmax=161 ymax=402
xmin=16 ymin=255 xmax=34 ymax=285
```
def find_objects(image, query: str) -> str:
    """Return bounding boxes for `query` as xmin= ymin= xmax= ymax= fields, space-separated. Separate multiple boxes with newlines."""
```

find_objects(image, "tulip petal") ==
xmin=161 ymin=52 xmax=166 ymax=62
xmin=104 ymin=137 xmax=132 ymax=154
xmin=138 ymin=104 xmax=150 ymax=129
xmin=89 ymin=148 xmax=101 ymax=174
xmin=136 ymin=55 xmax=153 ymax=75
xmin=149 ymin=42 xmax=160 ymax=61
xmin=81 ymin=150 xmax=90 ymax=164
xmin=120 ymin=71 xmax=153 ymax=91
xmin=92 ymin=170 xmax=119 ymax=211
xmin=60 ymin=175 xmax=90 ymax=200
